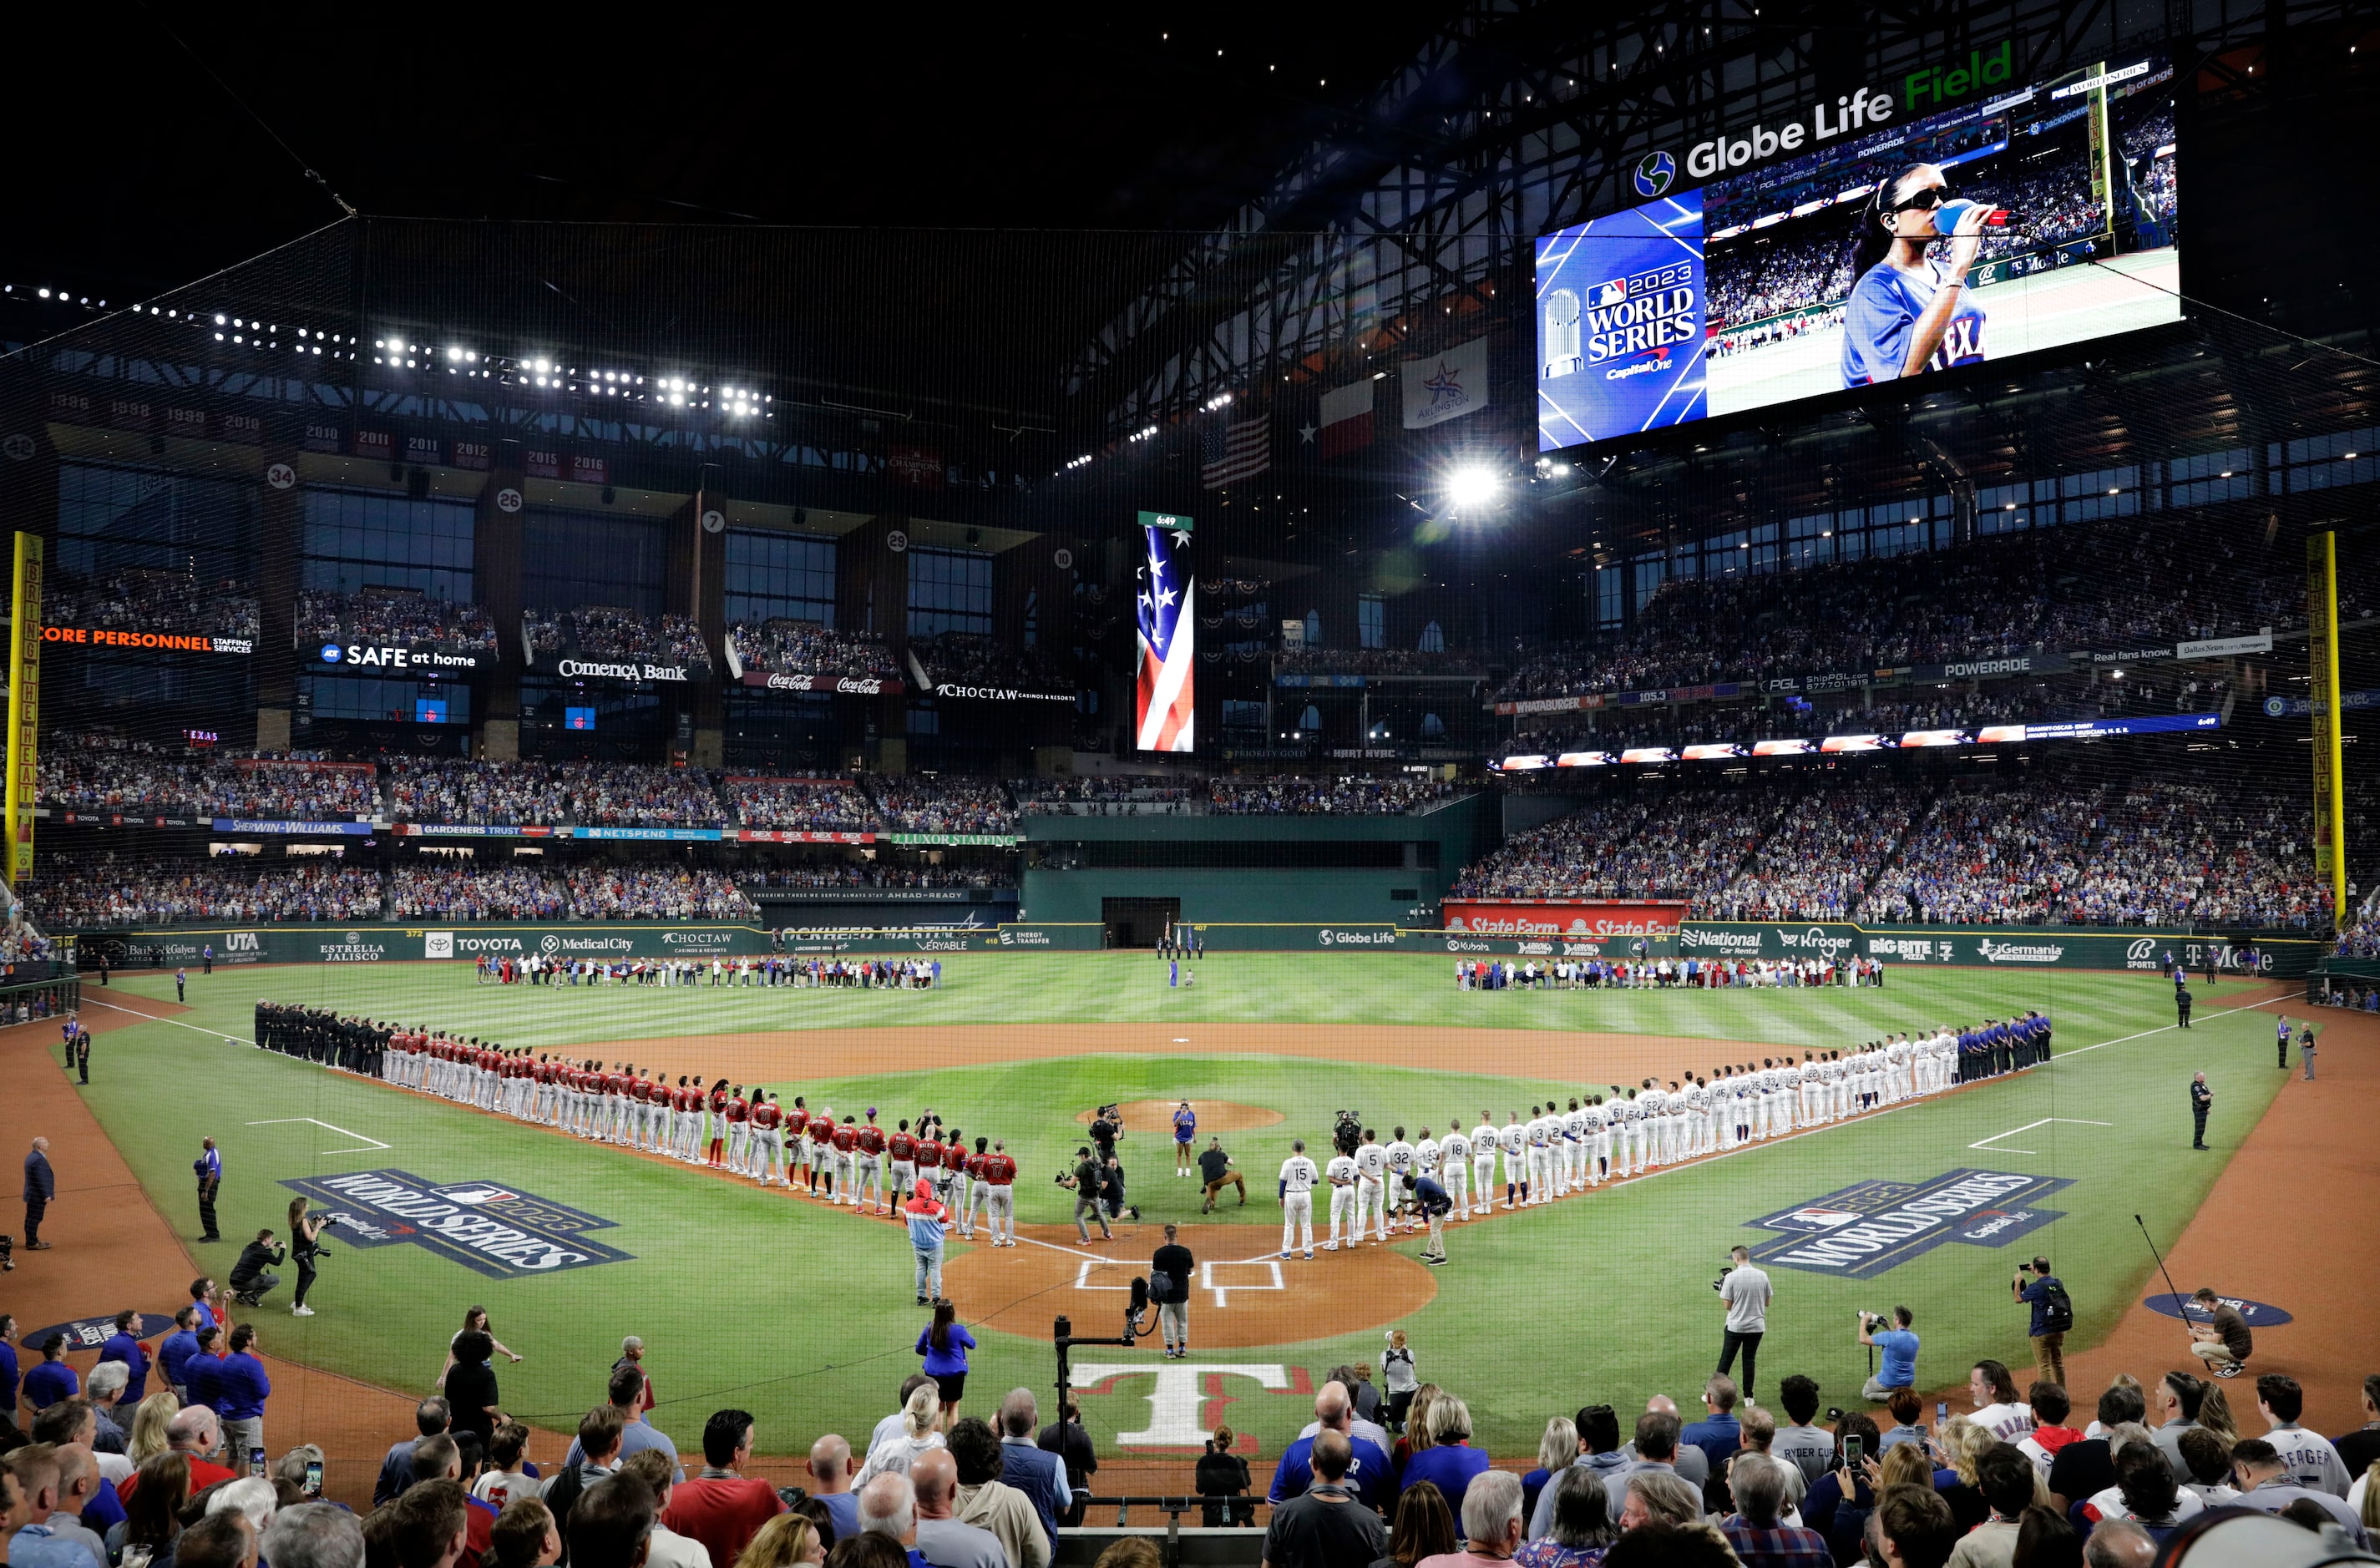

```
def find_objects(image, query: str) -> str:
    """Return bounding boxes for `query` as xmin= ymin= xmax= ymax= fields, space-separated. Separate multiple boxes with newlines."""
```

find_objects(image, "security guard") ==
xmin=2190 ymin=1072 xmax=2211 ymax=1150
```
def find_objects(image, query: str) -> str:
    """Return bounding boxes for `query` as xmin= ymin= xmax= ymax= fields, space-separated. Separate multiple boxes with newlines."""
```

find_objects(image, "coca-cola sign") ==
xmin=742 ymin=671 xmax=904 ymax=695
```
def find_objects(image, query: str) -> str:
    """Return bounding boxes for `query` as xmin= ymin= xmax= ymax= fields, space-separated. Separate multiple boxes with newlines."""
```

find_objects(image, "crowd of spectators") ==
xmin=914 ymin=635 xmax=1073 ymax=692
xmin=865 ymin=777 xmax=1020 ymax=835
xmin=730 ymin=777 xmax=877 ymax=833
xmin=387 ymin=761 xmax=726 ymax=830
xmin=387 ymin=862 xmax=569 ymax=921
xmin=1208 ymin=774 xmax=1459 ymax=816
xmin=729 ymin=620 xmax=901 ymax=680
xmin=1719 ymin=783 xmax=1925 ymax=922
xmin=1862 ymin=780 xmax=2102 ymax=926
xmin=1449 ymin=786 xmax=1787 ymax=909
xmin=2069 ymin=781 xmax=2327 ymax=928
xmin=42 ymin=737 xmax=377 ymax=822
xmin=565 ymin=863 xmax=753 ymax=919
xmin=1494 ymin=522 xmax=2297 ymax=705
xmin=26 ymin=854 xmax=384 ymax=926
xmin=44 ymin=569 xmax=260 ymax=639
xmin=566 ymin=764 xmax=730 ymax=829
xmin=296 ymin=592 xmax=499 ymax=652
xmin=735 ymin=861 xmax=1001 ymax=890
xmin=1011 ymin=776 xmax=1198 ymax=813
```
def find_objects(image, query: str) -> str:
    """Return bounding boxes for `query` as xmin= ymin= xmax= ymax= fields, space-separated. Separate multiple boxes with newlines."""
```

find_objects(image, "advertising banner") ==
xmin=1442 ymin=899 xmax=1689 ymax=937
xmin=312 ymin=640 xmax=490 ymax=675
xmin=8 ymin=533 xmax=42 ymax=880
xmin=737 ymin=671 xmax=904 ymax=696
xmin=736 ymin=829 xmax=875 ymax=844
xmin=42 ymin=624 xmax=253 ymax=656
xmin=210 ymin=818 xmax=374 ymax=836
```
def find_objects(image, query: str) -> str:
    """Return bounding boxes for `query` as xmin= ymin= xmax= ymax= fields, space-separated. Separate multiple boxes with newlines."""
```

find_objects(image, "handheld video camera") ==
xmin=1713 ymin=1262 xmax=1736 ymax=1292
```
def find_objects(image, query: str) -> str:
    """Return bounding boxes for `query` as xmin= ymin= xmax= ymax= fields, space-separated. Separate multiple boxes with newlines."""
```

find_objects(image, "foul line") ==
xmin=80 ymin=996 xmax=256 ymax=1045
xmin=246 ymin=1116 xmax=391 ymax=1155
xmin=1015 ymin=1233 xmax=1117 ymax=1265
xmin=1969 ymin=1116 xmax=2114 ymax=1155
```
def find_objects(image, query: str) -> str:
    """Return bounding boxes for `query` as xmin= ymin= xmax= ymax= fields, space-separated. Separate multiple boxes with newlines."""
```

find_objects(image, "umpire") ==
xmin=2190 ymin=1073 xmax=2212 ymax=1150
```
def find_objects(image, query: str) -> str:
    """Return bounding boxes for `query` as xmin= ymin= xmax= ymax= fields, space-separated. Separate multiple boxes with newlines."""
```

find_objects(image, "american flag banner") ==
xmin=1135 ymin=521 xmax=1195 ymax=751
xmin=1200 ymin=417 xmax=1271 ymax=488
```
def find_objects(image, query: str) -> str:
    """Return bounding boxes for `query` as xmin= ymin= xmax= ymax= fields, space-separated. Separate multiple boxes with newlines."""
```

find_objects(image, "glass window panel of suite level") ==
xmin=522 ymin=509 xmax=666 ymax=616
xmin=1358 ymin=594 xmax=1385 ymax=650
xmin=724 ymin=529 xmax=836 ymax=627
xmin=56 ymin=463 xmax=259 ymax=584
xmin=299 ymin=488 xmax=476 ymax=599
xmin=2166 ymin=448 xmax=2256 ymax=510
xmin=906 ymin=546 xmax=993 ymax=639
xmin=1785 ymin=515 xmax=1833 ymax=569
xmin=301 ymin=675 xmax=474 ymax=724
xmin=1595 ymin=566 xmax=1623 ymax=630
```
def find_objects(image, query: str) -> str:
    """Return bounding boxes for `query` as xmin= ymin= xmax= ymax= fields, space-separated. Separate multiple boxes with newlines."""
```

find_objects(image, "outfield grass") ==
xmin=71 ymin=959 xmax=2286 ymax=1460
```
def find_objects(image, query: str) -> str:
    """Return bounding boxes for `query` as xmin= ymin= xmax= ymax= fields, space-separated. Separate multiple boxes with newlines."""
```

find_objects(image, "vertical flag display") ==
xmin=1316 ymin=380 xmax=1376 ymax=458
xmin=2308 ymin=531 xmax=2347 ymax=919
xmin=1401 ymin=336 xmax=1491 ymax=429
xmin=1135 ymin=512 xmax=1195 ymax=752
xmin=6 ymin=532 xmax=43 ymax=882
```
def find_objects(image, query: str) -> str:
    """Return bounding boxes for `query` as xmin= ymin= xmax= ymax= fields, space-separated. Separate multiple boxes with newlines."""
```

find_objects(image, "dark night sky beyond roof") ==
xmin=7 ymin=4 xmax=1459 ymax=301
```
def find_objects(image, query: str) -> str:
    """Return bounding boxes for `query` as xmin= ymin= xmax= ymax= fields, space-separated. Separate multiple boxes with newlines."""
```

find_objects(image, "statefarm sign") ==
xmin=1442 ymin=899 xmax=1689 ymax=938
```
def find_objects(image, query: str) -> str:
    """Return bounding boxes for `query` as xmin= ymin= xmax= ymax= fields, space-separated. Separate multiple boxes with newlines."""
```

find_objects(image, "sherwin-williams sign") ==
xmin=281 ymin=1170 xmax=631 ymax=1277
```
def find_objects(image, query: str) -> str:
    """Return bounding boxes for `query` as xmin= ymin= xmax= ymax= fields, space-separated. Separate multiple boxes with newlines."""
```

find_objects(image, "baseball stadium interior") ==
xmin=2 ymin=5 xmax=2377 ymax=1568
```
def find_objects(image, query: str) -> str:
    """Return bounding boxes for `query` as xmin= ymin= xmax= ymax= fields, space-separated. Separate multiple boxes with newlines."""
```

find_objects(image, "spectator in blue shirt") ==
xmin=213 ymin=1324 xmax=272 ymax=1465
xmin=1269 ymin=1383 xmax=1393 ymax=1513
xmin=1681 ymin=1377 xmax=1745 ymax=1479
xmin=374 ymin=1398 xmax=453 ymax=1507
xmin=994 ymin=1391 xmax=1067 ymax=1545
xmin=1400 ymin=1395 xmax=1491 ymax=1516
xmin=0 ymin=1314 xmax=19 ymax=1414
xmin=182 ymin=1328 xmax=225 ymax=1413
xmin=1859 ymin=1307 xmax=1921 ymax=1401
xmin=914 ymin=1304 xmax=975 ymax=1431
xmin=23 ymin=1337 xmax=80 ymax=1414
xmin=188 ymin=1278 xmax=220 ymax=1335
xmin=97 ymin=1313 xmax=152 ymax=1408
xmin=8 ymin=1445 xmax=95 ymax=1568
xmin=157 ymin=1309 xmax=202 ymax=1403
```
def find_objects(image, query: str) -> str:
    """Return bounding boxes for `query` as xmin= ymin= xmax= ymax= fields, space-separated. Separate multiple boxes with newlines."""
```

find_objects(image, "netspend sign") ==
xmin=1442 ymin=899 xmax=1687 ymax=938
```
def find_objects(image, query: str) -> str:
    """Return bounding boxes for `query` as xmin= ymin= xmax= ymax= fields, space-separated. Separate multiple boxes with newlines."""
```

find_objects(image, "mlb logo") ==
xmin=436 ymin=1185 xmax=519 ymax=1206
xmin=1769 ymin=1206 xmax=1861 ymax=1232
xmin=1594 ymin=279 xmax=1628 ymax=307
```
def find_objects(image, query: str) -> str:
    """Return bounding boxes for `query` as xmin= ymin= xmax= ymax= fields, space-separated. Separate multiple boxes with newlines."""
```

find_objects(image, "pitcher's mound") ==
xmin=1080 ymin=1100 xmax=1284 ymax=1131
xmin=946 ymin=1223 xmax=1436 ymax=1348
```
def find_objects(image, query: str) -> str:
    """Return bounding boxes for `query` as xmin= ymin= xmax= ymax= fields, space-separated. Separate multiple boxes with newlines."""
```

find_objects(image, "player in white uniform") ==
xmin=1412 ymin=1130 xmax=1441 ymax=1227
xmin=1560 ymin=1101 xmax=1589 ymax=1194
xmin=1323 ymin=1149 xmax=1360 ymax=1249
xmin=1279 ymin=1141 xmax=1319 ymax=1259
xmin=1578 ymin=1098 xmax=1608 ymax=1186
xmin=1638 ymin=1085 xmax=1668 ymax=1169
xmin=1354 ymin=1131 xmax=1390 ymax=1242
xmin=1438 ymin=1118 xmax=1471 ymax=1218
xmin=1689 ymin=1080 xmax=1717 ymax=1160
xmin=1828 ymin=1053 xmax=1853 ymax=1120
xmin=1497 ymin=1115 xmax=1527 ymax=1208
xmin=1383 ymin=1130 xmax=1416 ymax=1233
xmin=1471 ymin=1114 xmax=1500 ymax=1216
xmin=1800 ymin=1056 xmax=1826 ymax=1125
xmin=1518 ymin=1108 xmax=1547 ymax=1206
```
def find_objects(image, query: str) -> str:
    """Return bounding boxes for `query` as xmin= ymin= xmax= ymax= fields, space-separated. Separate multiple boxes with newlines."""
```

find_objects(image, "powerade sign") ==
xmin=1747 ymin=1169 xmax=2073 ymax=1279
xmin=280 ymin=1170 xmax=632 ymax=1278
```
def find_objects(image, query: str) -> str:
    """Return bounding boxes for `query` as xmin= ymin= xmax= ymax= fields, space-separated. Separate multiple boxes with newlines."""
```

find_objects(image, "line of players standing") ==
xmin=252 ymin=1003 xmax=1025 ymax=1243
xmin=1274 ymin=1014 xmax=2049 ymax=1257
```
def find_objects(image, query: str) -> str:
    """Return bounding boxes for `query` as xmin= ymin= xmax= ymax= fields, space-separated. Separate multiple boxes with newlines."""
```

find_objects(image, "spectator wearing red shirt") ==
xmin=662 ymin=1409 xmax=786 ymax=1568
xmin=116 ymin=1407 xmax=239 ymax=1504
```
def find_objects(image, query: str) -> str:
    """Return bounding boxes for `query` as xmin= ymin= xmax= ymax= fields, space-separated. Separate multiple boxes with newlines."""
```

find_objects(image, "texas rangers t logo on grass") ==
xmin=281 ymin=1169 xmax=632 ymax=1278
xmin=1744 ymin=1169 xmax=2072 ymax=1279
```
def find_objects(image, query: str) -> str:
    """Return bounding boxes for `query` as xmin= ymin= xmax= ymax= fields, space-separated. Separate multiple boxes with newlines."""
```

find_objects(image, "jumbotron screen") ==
xmin=1537 ymin=51 xmax=2179 ymax=449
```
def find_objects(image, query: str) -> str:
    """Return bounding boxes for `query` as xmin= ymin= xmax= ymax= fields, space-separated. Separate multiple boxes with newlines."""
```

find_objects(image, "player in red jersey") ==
xmin=980 ymin=1140 xmax=1018 ymax=1246
xmin=705 ymin=1080 xmax=731 ymax=1165
xmin=854 ymin=1112 xmax=889 ymax=1214
xmin=724 ymin=1085 xmax=752 ymax=1172
xmin=749 ymin=1092 xmax=785 ymax=1184
xmin=672 ymin=1077 xmax=701 ymax=1162
xmin=784 ymin=1097 xmax=812 ymax=1186
xmin=960 ymin=1138 xmax=992 ymax=1239
xmin=915 ymin=1129 xmax=944 ymax=1201
xmin=942 ymin=1130 xmax=970 ymax=1213
xmin=807 ymin=1105 xmax=835 ymax=1195
xmin=831 ymin=1116 xmax=860 ymax=1204
xmin=888 ymin=1120 xmax=919 ymax=1208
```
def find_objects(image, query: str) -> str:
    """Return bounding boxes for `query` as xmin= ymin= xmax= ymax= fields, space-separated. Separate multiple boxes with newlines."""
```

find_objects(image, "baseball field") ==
xmin=34 ymin=948 xmax=2346 ymax=1485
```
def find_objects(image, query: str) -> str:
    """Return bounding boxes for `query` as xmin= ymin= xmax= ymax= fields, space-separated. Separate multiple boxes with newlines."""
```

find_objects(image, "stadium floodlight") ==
xmin=1446 ymin=466 xmax=1501 ymax=513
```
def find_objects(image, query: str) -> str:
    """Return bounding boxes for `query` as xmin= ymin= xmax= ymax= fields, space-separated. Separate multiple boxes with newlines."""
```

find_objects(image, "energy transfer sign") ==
xmin=1744 ymin=1169 xmax=2072 ymax=1279
xmin=280 ymin=1170 xmax=633 ymax=1278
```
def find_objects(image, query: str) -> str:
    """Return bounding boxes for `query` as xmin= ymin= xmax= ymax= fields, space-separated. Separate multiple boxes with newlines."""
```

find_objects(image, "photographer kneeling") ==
xmin=1857 ymin=1307 xmax=1919 ymax=1402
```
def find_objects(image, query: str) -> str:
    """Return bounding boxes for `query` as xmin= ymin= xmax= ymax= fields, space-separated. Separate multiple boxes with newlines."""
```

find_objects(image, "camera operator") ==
xmin=1057 ymin=1146 xmax=1111 ymax=1243
xmin=286 ymin=1197 xmax=328 ymax=1318
xmin=1088 ymin=1105 xmax=1122 ymax=1162
xmin=1857 ymin=1307 xmax=1919 ymax=1402
xmin=2011 ymin=1255 xmax=2071 ymax=1390
xmin=1714 ymin=1246 xmax=1772 ymax=1403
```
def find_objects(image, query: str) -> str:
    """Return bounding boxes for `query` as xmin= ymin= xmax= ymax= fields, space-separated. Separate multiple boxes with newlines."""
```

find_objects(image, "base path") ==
xmin=945 ymin=1223 xmax=1436 ymax=1348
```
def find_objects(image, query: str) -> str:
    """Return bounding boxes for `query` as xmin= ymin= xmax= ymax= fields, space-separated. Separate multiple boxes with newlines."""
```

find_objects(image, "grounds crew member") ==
xmin=1198 ymin=1136 xmax=1245 ymax=1212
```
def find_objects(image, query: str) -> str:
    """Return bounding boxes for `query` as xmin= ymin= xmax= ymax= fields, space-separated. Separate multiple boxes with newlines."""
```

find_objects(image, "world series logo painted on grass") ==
xmin=280 ymin=1170 xmax=633 ymax=1278
xmin=1744 ymin=1169 xmax=2073 ymax=1279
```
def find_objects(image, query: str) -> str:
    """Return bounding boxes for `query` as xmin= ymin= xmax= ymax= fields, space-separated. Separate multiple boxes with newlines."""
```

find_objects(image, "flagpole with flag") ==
xmin=1135 ymin=511 xmax=1195 ymax=752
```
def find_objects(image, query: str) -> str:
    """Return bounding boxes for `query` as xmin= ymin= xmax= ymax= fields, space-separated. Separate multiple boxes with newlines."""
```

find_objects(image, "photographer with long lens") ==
xmin=285 ymin=1197 xmax=329 ymax=1318
xmin=1857 ymin=1306 xmax=1920 ymax=1402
